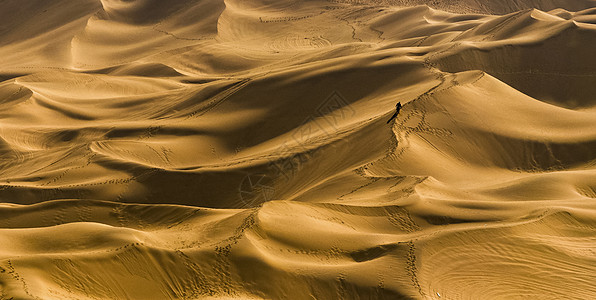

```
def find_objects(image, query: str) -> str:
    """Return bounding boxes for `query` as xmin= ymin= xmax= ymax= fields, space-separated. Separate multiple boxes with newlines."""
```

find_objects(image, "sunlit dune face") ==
xmin=1 ymin=0 xmax=596 ymax=299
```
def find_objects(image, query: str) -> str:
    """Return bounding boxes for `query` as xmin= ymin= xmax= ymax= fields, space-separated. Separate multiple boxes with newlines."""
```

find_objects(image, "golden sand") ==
xmin=1 ymin=0 xmax=595 ymax=298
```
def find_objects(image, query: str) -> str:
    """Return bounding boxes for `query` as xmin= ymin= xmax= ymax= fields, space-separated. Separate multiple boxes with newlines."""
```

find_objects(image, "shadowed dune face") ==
xmin=1 ymin=0 xmax=596 ymax=299
xmin=99 ymin=0 xmax=196 ymax=23
xmin=434 ymin=19 xmax=596 ymax=108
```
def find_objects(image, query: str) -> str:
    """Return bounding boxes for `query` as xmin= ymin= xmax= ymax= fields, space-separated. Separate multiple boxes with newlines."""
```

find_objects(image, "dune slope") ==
xmin=1 ymin=0 xmax=595 ymax=299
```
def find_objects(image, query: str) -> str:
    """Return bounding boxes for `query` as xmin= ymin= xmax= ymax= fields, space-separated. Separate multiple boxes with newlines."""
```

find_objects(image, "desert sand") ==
xmin=1 ymin=0 xmax=596 ymax=299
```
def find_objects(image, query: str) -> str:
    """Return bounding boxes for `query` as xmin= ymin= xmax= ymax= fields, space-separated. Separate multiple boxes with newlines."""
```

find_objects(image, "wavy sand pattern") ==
xmin=1 ymin=0 xmax=596 ymax=299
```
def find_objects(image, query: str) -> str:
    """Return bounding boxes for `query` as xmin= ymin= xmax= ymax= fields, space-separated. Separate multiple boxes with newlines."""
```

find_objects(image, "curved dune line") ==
xmin=1 ymin=0 xmax=596 ymax=299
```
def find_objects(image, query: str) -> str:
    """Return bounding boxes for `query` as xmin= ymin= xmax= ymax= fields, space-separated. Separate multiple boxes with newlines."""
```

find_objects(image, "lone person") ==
xmin=386 ymin=102 xmax=402 ymax=124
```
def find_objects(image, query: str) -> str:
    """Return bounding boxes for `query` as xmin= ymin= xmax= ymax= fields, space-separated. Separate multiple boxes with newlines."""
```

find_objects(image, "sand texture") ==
xmin=1 ymin=0 xmax=596 ymax=299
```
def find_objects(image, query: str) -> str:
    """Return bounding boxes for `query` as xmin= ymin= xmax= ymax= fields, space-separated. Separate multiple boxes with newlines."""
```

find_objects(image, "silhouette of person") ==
xmin=386 ymin=102 xmax=402 ymax=124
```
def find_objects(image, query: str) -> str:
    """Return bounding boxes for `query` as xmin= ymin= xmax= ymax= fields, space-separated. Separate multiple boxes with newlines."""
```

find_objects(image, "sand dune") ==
xmin=1 ymin=0 xmax=596 ymax=299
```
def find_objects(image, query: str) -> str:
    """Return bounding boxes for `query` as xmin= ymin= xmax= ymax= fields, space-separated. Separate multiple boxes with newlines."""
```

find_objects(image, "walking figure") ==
xmin=386 ymin=102 xmax=402 ymax=124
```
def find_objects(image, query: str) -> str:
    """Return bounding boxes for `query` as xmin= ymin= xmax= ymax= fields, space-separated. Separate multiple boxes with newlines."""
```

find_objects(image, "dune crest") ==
xmin=1 ymin=0 xmax=595 ymax=299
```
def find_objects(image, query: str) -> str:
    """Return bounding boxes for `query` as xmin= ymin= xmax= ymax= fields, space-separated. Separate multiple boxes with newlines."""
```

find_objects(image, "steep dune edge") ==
xmin=434 ymin=19 xmax=596 ymax=108
xmin=1 ymin=0 xmax=596 ymax=299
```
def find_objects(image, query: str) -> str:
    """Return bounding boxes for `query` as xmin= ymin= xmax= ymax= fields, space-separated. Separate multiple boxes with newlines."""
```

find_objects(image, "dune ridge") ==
xmin=1 ymin=0 xmax=595 ymax=299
